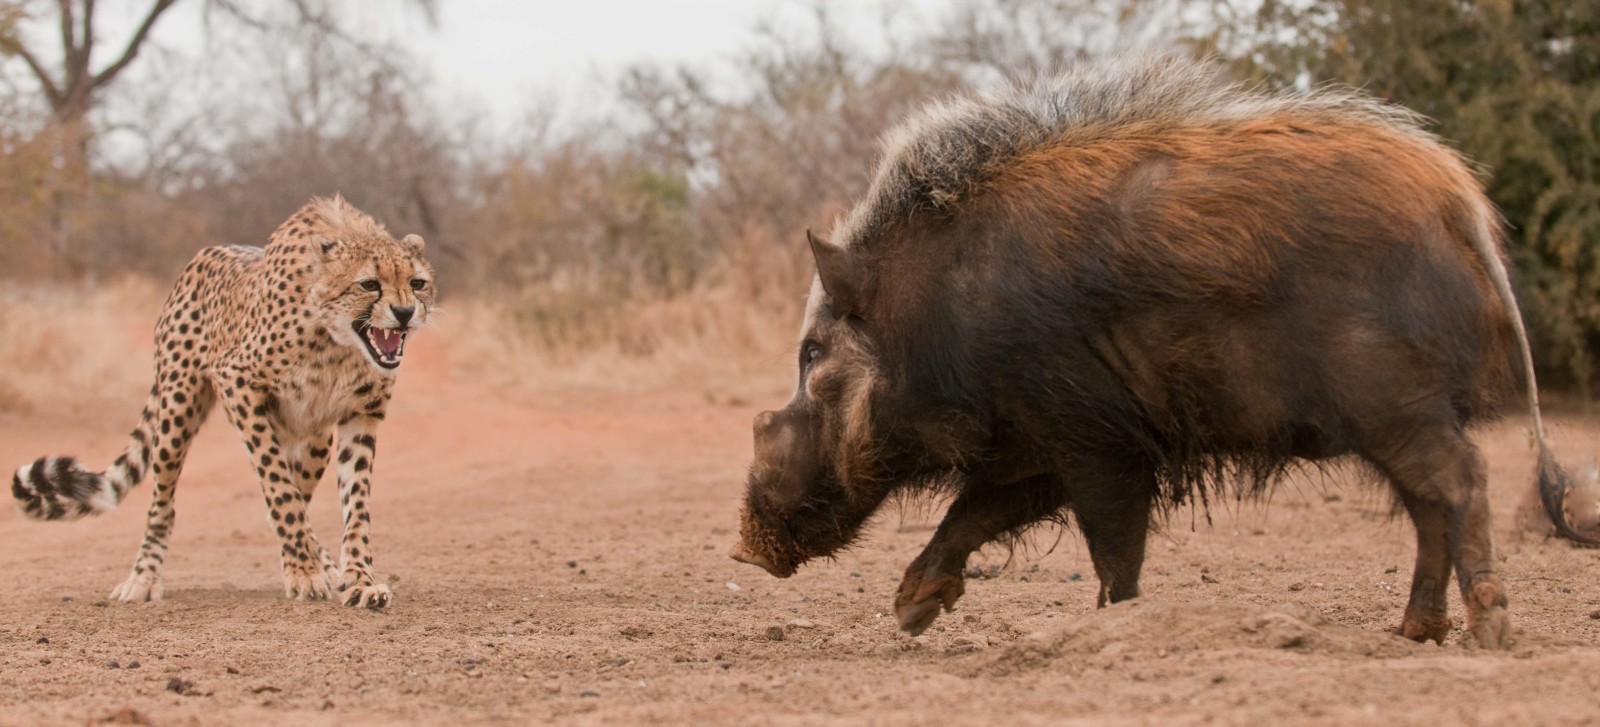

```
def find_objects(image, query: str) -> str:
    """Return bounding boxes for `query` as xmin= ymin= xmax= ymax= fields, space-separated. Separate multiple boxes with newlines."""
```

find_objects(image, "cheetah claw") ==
xmin=110 ymin=571 xmax=164 ymax=603
xmin=339 ymin=581 xmax=392 ymax=609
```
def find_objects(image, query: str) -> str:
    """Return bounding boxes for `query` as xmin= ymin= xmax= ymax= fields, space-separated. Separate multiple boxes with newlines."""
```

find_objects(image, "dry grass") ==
xmin=0 ymin=272 xmax=806 ymax=412
xmin=0 ymin=278 xmax=164 ymax=412
xmin=448 ymin=285 xmax=801 ymax=401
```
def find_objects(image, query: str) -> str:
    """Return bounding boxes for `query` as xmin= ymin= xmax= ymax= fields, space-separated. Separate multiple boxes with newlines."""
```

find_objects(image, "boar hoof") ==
xmin=1398 ymin=608 xmax=1452 ymax=645
xmin=1467 ymin=605 xmax=1512 ymax=650
xmin=1465 ymin=581 xmax=1512 ymax=650
xmin=895 ymin=571 xmax=965 ymax=636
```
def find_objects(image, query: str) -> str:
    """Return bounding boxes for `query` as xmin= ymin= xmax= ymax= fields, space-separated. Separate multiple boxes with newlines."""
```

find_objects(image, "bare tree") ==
xmin=0 ymin=0 xmax=435 ymax=276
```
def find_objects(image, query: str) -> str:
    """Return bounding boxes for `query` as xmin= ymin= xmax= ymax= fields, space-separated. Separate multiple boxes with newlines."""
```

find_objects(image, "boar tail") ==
xmin=1463 ymin=197 xmax=1600 ymax=546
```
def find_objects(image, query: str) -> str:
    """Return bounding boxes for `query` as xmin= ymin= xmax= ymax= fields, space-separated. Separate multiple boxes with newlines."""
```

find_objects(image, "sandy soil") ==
xmin=4 ymin=335 xmax=1600 ymax=726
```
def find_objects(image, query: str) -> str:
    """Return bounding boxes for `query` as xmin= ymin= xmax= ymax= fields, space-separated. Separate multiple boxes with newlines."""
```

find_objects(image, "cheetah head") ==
xmin=313 ymin=233 xmax=437 ymax=373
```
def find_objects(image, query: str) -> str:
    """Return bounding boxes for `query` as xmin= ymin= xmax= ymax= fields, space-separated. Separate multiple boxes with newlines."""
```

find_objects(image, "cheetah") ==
xmin=11 ymin=195 xmax=435 ymax=609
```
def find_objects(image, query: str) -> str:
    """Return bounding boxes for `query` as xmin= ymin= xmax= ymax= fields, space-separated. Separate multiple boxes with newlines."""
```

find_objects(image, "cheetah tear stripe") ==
xmin=12 ymin=456 xmax=122 ymax=521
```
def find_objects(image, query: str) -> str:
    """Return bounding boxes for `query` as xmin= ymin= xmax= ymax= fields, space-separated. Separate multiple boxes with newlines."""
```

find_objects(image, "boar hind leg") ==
xmin=1070 ymin=481 xmax=1154 ymax=608
xmin=895 ymin=474 xmax=1069 ymax=635
xmin=1367 ymin=429 xmax=1509 ymax=649
xmin=1396 ymin=491 xmax=1453 ymax=644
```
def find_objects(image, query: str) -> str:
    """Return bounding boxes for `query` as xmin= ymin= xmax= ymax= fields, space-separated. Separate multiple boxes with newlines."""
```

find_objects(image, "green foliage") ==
xmin=1214 ymin=0 xmax=1600 ymax=391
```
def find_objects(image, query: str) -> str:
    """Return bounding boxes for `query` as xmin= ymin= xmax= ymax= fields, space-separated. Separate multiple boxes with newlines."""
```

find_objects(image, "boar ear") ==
xmin=808 ymin=230 xmax=864 ymax=318
xmin=401 ymin=233 xmax=425 ymax=254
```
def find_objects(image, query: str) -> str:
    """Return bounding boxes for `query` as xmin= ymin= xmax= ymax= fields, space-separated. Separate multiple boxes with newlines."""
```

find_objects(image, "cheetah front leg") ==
xmin=284 ymin=432 xmax=340 ymax=586
xmin=334 ymin=414 xmax=390 ymax=609
xmin=213 ymin=372 xmax=334 ymax=600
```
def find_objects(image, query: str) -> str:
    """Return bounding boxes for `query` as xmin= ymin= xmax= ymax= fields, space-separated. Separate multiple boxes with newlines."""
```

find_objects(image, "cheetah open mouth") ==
xmin=353 ymin=320 xmax=407 ymax=369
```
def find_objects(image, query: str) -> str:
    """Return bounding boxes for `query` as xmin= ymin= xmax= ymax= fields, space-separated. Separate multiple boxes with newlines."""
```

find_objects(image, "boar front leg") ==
xmin=896 ymin=474 xmax=1069 ymax=635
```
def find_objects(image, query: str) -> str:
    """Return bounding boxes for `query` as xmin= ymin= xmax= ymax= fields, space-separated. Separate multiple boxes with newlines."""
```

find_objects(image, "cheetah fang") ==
xmin=11 ymin=195 xmax=436 ymax=610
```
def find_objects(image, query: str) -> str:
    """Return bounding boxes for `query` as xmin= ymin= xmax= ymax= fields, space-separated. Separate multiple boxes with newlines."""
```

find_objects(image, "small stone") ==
xmin=1288 ymin=582 xmax=1305 ymax=592
xmin=1201 ymin=573 xmax=1221 ymax=584
xmin=226 ymin=666 xmax=241 ymax=675
xmin=92 ymin=601 xmax=109 ymax=608
xmin=35 ymin=636 xmax=48 ymax=644
xmin=60 ymin=595 xmax=73 ymax=602
xmin=579 ymin=689 xmax=600 ymax=698
xmin=107 ymin=659 xmax=121 ymax=669
xmin=126 ymin=661 xmax=141 ymax=669
xmin=1384 ymin=565 xmax=1399 ymax=574
xmin=1068 ymin=572 xmax=1083 ymax=582
xmin=1589 ymin=609 xmax=1600 ymax=620
xmin=725 ymin=582 xmax=740 ymax=591
xmin=765 ymin=626 xmax=785 ymax=641
xmin=166 ymin=678 xmax=193 ymax=695
xmin=787 ymin=618 xmax=816 ymax=629
xmin=566 ymin=561 xmax=578 ymax=568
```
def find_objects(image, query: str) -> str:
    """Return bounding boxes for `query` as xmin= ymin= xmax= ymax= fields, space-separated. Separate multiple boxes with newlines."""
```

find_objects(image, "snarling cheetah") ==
xmin=11 ymin=196 xmax=435 ymax=608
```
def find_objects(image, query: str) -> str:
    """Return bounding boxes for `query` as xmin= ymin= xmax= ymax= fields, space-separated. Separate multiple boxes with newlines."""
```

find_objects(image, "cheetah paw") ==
xmin=282 ymin=563 xmax=335 ymax=601
xmin=339 ymin=581 xmax=392 ymax=609
xmin=109 ymin=570 xmax=164 ymax=603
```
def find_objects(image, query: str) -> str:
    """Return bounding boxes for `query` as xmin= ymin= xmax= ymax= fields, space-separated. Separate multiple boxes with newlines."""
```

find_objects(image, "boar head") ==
xmin=733 ymin=231 xmax=946 ymax=577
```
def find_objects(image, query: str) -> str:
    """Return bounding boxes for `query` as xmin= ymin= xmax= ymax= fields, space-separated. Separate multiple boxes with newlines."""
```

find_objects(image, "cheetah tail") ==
xmin=12 ymin=413 xmax=154 ymax=522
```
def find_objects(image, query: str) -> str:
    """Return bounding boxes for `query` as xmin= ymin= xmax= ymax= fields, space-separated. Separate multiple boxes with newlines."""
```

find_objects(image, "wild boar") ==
xmin=729 ymin=55 xmax=1597 ymax=649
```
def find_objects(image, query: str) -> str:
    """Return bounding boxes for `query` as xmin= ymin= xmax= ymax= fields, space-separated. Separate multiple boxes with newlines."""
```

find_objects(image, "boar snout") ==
xmin=729 ymin=541 xmax=784 ymax=578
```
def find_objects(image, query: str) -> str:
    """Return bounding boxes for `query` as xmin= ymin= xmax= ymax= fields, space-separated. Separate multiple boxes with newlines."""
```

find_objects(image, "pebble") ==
xmin=787 ymin=618 xmax=816 ymax=629
xmin=107 ymin=660 xmax=121 ymax=669
xmin=127 ymin=661 xmax=141 ymax=669
xmin=1589 ymin=609 xmax=1600 ymax=620
xmin=35 ymin=636 xmax=48 ymax=644
xmin=765 ymin=626 xmax=785 ymax=641
xmin=579 ymin=690 xmax=600 ymax=698
xmin=725 ymin=582 xmax=740 ymax=591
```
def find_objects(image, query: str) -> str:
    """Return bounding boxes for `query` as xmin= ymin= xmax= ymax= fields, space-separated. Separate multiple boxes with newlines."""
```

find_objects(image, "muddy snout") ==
xmin=728 ymin=541 xmax=784 ymax=577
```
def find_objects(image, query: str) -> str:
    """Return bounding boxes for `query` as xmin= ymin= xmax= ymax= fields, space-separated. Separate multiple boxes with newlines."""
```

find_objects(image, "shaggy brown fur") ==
xmin=734 ymin=55 xmax=1589 ymax=650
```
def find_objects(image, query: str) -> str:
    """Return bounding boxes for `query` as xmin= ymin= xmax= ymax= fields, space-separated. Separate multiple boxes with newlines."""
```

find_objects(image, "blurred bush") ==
xmin=2 ymin=0 xmax=1596 ymax=391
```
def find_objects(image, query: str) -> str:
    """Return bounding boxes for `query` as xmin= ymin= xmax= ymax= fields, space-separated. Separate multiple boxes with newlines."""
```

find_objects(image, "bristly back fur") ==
xmin=831 ymin=53 xmax=1436 ymax=249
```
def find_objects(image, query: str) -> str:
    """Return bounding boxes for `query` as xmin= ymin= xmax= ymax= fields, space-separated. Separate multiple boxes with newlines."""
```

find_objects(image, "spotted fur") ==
xmin=12 ymin=195 xmax=436 ymax=607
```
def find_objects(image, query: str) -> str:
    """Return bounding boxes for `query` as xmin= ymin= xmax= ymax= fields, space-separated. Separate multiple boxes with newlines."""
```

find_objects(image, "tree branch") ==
xmin=0 ymin=36 xmax=64 ymax=106
xmin=80 ymin=0 xmax=96 ymax=76
xmin=57 ymin=0 xmax=81 ymax=91
xmin=91 ymin=0 xmax=179 ymax=91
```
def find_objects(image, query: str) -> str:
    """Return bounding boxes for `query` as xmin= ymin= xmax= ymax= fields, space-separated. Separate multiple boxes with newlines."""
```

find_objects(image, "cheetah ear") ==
xmin=401 ymin=234 xmax=425 ymax=254
xmin=314 ymin=235 xmax=338 ymax=256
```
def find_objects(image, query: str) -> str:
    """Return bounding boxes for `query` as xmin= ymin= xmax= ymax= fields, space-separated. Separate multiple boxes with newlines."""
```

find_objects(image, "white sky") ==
xmin=420 ymin=0 xmax=959 ymax=120
xmin=118 ymin=0 xmax=954 ymax=123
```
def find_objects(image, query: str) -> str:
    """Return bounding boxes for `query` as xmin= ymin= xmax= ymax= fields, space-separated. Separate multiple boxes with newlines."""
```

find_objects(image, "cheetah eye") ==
xmin=410 ymin=278 xmax=427 ymax=291
xmin=359 ymin=280 xmax=381 ymax=292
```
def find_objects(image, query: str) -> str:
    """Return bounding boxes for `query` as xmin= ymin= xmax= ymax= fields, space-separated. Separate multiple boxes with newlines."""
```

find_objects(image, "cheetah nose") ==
xmin=391 ymin=305 xmax=415 ymax=328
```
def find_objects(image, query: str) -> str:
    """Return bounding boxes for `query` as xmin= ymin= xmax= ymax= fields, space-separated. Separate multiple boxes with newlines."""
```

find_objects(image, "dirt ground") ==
xmin=4 ymin=334 xmax=1600 ymax=726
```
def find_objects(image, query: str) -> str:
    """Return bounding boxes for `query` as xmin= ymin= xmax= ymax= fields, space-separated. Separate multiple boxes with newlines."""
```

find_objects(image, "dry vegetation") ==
xmin=0 ymin=0 xmax=1596 ymax=404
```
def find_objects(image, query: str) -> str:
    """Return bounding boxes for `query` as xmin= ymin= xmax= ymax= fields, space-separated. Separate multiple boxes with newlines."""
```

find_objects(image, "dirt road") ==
xmin=3 ymin=335 xmax=1600 ymax=725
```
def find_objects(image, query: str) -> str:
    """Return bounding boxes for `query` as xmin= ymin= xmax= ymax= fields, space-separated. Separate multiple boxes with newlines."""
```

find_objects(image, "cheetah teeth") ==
xmin=365 ymin=326 xmax=407 ymax=366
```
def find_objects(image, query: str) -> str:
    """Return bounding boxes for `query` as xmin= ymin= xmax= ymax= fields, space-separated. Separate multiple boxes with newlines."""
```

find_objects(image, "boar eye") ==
xmin=801 ymin=341 xmax=824 ymax=370
xmin=359 ymin=280 xmax=381 ymax=292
